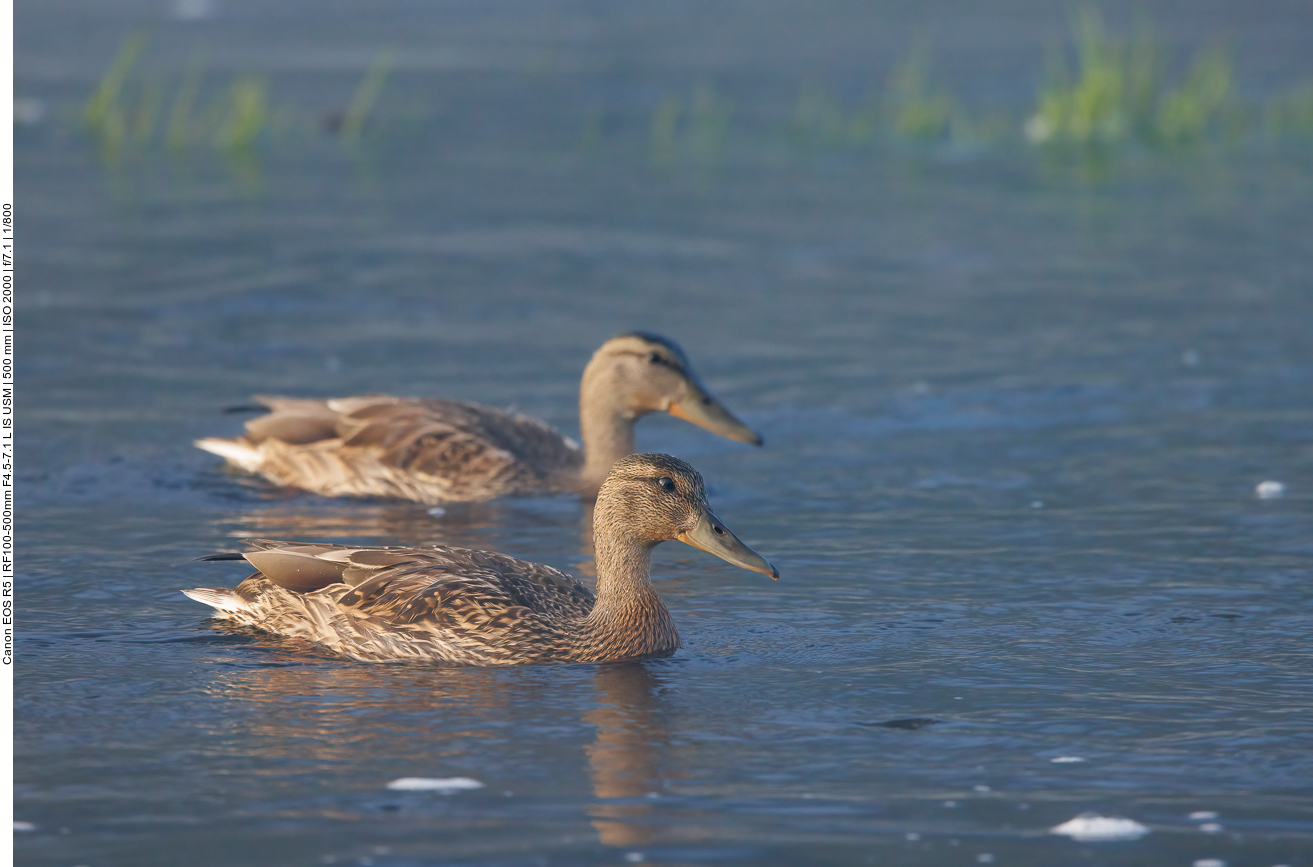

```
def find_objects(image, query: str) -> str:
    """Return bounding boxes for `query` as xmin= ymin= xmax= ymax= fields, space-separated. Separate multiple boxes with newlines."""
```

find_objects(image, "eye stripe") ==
xmin=628 ymin=350 xmax=685 ymax=375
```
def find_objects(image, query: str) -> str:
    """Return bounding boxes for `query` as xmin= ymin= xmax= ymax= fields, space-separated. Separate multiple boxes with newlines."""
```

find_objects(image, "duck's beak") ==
xmin=678 ymin=508 xmax=779 ymax=579
xmin=668 ymin=380 xmax=763 ymax=446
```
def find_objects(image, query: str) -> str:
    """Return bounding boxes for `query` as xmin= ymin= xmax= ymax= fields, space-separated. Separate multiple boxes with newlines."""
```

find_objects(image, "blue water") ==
xmin=16 ymin=2 xmax=1313 ymax=865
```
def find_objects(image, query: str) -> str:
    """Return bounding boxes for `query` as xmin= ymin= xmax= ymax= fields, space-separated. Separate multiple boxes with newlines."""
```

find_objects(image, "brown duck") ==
xmin=195 ymin=333 xmax=760 ymax=504
xmin=183 ymin=454 xmax=778 ymax=665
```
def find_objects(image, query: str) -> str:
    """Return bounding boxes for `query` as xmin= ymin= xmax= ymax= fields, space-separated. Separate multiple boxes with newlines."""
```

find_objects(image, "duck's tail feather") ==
xmin=196 ymin=552 xmax=248 ymax=562
xmin=181 ymin=587 xmax=248 ymax=613
xmin=195 ymin=436 xmax=264 ymax=472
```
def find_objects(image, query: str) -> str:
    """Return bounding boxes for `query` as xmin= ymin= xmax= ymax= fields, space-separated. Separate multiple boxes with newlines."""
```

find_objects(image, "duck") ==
xmin=195 ymin=332 xmax=761 ymax=504
xmin=183 ymin=453 xmax=778 ymax=665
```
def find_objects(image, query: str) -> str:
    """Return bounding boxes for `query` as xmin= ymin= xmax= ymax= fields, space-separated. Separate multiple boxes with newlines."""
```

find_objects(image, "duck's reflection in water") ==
xmin=215 ymin=498 xmax=596 ymax=567
xmin=585 ymin=662 xmax=672 ymax=846
xmin=195 ymin=656 xmax=539 ymax=767
xmin=577 ymin=497 xmax=598 ymax=576
xmin=194 ymin=649 xmax=693 ymax=850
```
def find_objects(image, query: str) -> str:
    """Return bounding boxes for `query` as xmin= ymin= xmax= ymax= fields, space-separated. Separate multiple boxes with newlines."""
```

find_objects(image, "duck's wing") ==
xmin=236 ymin=539 xmax=596 ymax=620
xmin=336 ymin=547 xmax=597 ymax=639
xmin=196 ymin=395 xmax=583 ymax=503
xmin=332 ymin=397 xmax=582 ymax=497
xmin=194 ymin=540 xmax=597 ymax=663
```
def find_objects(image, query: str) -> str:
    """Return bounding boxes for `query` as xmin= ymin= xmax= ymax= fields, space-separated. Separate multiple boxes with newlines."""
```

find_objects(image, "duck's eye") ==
xmin=657 ymin=477 xmax=676 ymax=492
xmin=648 ymin=352 xmax=663 ymax=365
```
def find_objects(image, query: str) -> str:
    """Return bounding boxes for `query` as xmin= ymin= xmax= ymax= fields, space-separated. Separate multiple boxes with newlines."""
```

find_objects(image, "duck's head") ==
xmin=581 ymin=333 xmax=762 ymax=446
xmin=596 ymin=453 xmax=778 ymax=579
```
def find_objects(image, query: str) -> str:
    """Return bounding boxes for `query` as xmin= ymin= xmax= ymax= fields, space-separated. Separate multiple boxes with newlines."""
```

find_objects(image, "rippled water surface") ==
xmin=17 ymin=2 xmax=1313 ymax=865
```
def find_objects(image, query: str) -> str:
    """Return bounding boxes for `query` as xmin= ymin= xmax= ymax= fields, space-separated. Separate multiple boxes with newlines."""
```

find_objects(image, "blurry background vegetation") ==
xmin=27 ymin=6 xmax=1313 ymax=183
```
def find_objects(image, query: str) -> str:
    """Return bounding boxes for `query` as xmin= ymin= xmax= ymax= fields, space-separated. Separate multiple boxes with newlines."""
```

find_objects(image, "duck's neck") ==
xmin=581 ymin=535 xmax=679 ymax=661
xmin=577 ymin=369 xmax=639 ymax=496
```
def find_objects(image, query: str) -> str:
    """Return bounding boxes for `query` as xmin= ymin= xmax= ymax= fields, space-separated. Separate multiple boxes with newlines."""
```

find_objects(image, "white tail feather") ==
xmin=194 ymin=437 xmax=264 ymax=472
xmin=181 ymin=587 xmax=247 ymax=613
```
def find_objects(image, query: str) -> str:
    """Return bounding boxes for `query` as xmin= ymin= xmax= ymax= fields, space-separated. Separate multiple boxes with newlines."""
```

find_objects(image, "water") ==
xmin=16 ymin=2 xmax=1313 ymax=865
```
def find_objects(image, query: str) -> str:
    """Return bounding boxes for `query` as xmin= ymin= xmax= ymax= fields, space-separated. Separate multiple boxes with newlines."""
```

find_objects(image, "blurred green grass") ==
xmin=649 ymin=83 xmax=732 ymax=168
xmin=1025 ymin=8 xmax=1240 ymax=150
xmin=82 ymin=36 xmax=394 ymax=164
xmin=74 ymin=11 xmax=1313 ymax=182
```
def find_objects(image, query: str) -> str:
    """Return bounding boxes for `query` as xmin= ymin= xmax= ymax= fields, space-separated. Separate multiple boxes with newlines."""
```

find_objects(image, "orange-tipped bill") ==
xmin=678 ymin=509 xmax=778 ymax=579
xmin=668 ymin=382 xmax=763 ymax=446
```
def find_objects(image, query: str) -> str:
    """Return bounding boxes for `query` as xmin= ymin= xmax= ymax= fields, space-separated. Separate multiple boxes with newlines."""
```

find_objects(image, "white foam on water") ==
xmin=1024 ymin=115 xmax=1052 ymax=143
xmin=171 ymin=0 xmax=216 ymax=20
xmin=1189 ymin=811 xmax=1219 ymax=820
xmin=1257 ymin=480 xmax=1286 ymax=499
xmin=1192 ymin=859 xmax=1225 ymax=867
xmin=385 ymin=776 xmax=484 ymax=793
xmin=1051 ymin=756 xmax=1085 ymax=763
xmin=13 ymin=99 xmax=45 ymax=125
xmin=13 ymin=821 xmax=36 ymax=832
xmin=1050 ymin=813 xmax=1149 ymax=842
xmin=1199 ymin=823 xmax=1223 ymax=833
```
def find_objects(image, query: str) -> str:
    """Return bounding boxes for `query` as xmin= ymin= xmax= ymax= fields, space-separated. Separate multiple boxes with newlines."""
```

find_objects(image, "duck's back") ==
xmin=196 ymin=395 xmax=584 ymax=503
xmin=186 ymin=541 xmax=598 ymax=665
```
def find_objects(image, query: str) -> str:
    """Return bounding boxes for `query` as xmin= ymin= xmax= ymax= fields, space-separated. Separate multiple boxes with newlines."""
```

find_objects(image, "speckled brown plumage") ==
xmin=213 ymin=395 xmax=582 ymax=503
xmin=195 ymin=334 xmax=761 ymax=504
xmin=183 ymin=454 xmax=778 ymax=666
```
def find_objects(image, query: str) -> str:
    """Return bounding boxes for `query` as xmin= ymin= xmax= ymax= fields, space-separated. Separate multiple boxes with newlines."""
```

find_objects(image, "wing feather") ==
xmin=189 ymin=539 xmax=681 ymax=666
xmin=203 ymin=396 xmax=583 ymax=503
